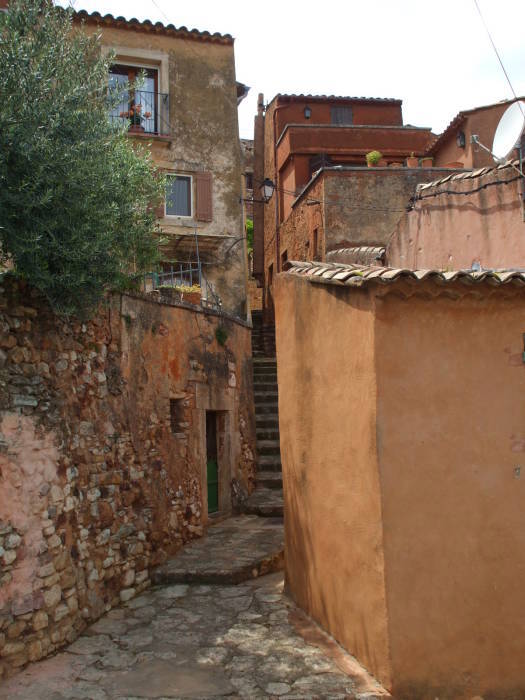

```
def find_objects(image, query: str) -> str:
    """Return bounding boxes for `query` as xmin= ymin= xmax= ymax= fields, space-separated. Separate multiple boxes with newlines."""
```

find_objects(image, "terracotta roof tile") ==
xmin=74 ymin=10 xmax=233 ymax=44
xmin=414 ymin=159 xmax=521 ymax=195
xmin=284 ymin=260 xmax=525 ymax=290
xmin=326 ymin=246 xmax=386 ymax=266
xmin=268 ymin=94 xmax=402 ymax=108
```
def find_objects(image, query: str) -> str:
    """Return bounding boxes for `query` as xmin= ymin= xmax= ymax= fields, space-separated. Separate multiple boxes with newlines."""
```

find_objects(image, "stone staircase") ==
xmin=243 ymin=313 xmax=283 ymax=517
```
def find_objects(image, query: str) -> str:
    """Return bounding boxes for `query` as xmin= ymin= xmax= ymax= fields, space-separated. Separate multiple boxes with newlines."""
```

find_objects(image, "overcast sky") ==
xmin=59 ymin=0 xmax=525 ymax=140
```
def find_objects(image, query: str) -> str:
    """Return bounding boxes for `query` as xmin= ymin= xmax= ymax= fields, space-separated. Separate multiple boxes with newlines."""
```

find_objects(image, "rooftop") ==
xmin=425 ymin=97 xmax=525 ymax=156
xmin=268 ymin=93 xmax=402 ymax=108
xmin=284 ymin=260 xmax=525 ymax=290
xmin=414 ymin=159 xmax=521 ymax=198
xmin=74 ymin=9 xmax=234 ymax=44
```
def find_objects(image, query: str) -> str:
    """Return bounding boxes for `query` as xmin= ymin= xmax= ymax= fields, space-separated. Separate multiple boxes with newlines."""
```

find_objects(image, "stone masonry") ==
xmin=0 ymin=275 xmax=255 ymax=678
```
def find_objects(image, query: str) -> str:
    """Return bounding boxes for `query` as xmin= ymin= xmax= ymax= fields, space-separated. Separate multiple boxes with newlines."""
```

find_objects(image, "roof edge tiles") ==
xmin=267 ymin=94 xmax=402 ymax=108
xmin=283 ymin=260 xmax=525 ymax=290
xmin=74 ymin=10 xmax=234 ymax=44
xmin=415 ymin=158 xmax=520 ymax=194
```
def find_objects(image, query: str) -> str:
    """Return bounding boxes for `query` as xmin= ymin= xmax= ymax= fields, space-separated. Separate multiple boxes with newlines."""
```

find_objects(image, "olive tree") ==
xmin=0 ymin=0 xmax=164 ymax=315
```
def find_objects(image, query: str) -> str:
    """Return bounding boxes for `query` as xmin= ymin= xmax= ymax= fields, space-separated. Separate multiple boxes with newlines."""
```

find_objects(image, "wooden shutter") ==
xmin=195 ymin=172 xmax=213 ymax=222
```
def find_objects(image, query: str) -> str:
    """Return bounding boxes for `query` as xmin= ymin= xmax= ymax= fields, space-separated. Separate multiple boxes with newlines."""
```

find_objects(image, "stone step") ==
xmin=152 ymin=515 xmax=284 ymax=584
xmin=255 ymin=415 xmax=279 ymax=428
xmin=254 ymin=392 xmax=279 ymax=404
xmin=253 ymin=359 xmax=277 ymax=367
xmin=253 ymin=376 xmax=278 ymax=386
xmin=253 ymin=366 xmax=277 ymax=375
xmin=258 ymin=454 xmax=282 ymax=471
xmin=257 ymin=471 xmax=283 ymax=490
xmin=242 ymin=488 xmax=283 ymax=518
xmin=256 ymin=428 xmax=280 ymax=441
xmin=253 ymin=384 xmax=278 ymax=395
xmin=257 ymin=439 xmax=281 ymax=456
xmin=254 ymin=403 xmax=278 ymax=415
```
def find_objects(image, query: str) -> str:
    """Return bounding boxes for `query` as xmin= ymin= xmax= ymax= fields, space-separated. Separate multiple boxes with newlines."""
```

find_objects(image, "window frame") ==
xmin=109 ymin=62 xmax=160 ymax=135
xmin=165 ymin=173 xmax=193 ymax=220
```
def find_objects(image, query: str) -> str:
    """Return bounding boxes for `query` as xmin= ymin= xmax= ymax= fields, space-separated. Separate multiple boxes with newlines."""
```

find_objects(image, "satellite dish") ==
xmin=492 ymin=101 xmax=525 ymax=163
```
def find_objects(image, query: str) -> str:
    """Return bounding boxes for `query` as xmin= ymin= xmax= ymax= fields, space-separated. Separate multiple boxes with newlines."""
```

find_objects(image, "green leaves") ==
xmin=0 ymin=0 xmax=165 ymax=316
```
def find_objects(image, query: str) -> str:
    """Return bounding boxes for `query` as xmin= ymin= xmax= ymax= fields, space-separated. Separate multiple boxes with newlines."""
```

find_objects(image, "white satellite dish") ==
xmin=492 ymin=101 xmax=525 ymax=163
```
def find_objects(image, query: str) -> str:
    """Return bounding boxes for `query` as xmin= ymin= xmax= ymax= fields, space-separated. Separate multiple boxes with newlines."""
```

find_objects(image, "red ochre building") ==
xmin=252 ymin=93 xmax=437 ymax=324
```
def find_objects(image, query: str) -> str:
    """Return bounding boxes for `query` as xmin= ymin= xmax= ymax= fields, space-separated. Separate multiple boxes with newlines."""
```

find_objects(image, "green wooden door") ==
xmin=206 ymin=412 xmax=219 ymax=514
xmin=207 ymin=458 xmax=219 ymax=514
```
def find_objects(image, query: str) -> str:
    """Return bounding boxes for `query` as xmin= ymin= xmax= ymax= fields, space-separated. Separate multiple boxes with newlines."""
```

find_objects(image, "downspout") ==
xmin=272 ymin=105 xmax=287 ymax=272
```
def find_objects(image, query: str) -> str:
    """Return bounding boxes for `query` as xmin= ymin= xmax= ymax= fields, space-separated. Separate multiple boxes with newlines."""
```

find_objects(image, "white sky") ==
xmin=59 ymin=0 xmax=525 ymax=139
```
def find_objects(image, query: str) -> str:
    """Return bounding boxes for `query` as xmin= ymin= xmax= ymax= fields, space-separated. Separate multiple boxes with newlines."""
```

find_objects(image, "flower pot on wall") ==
xmin=183 ymin=291 xmax=202 ymax=306
xmin=406 ymin=156 xmax=419 ymax=168
xmin=421 ymin=157 xmax=433 ymax=168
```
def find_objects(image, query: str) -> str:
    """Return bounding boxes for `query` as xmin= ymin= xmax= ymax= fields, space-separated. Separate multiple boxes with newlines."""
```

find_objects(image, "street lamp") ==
xmin=260 ymin=178 xmax=275 ymax=203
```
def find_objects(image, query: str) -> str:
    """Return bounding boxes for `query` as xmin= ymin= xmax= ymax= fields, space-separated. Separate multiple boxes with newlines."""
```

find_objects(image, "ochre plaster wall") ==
xmin=375 ymin=285 xmax=525 ymax=698
xmin=388 ymin=166 xmax=525 ymax=270
xmin=274 ymin=274 xmax=392 ymax=686
xmin=0 ymin=277 xmax=255 ymax=678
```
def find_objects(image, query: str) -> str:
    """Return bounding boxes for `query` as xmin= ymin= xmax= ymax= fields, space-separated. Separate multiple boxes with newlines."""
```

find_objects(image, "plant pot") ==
xmin=389 ymin=162 xmax=402 ymax=168
xmin=420 ymin=157 xmax=433 ymax=168
xmin=367 ymin=161 xmax=377 ymax=168
xmin=406 ymin=157 xmax=419 ymax=168
xmin=183 ymin=291 xmax=201 ymax=305
xmin=129 ymin=124 xmax=145 ymax=133
xmin=378 ymin=159 xmax=388 ymax=167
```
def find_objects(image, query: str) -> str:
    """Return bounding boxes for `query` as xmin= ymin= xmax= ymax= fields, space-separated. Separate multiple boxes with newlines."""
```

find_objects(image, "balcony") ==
xmin=109 ymin=89 xmax=170 ymax=137
xmin=143 ymin=262 xmax=222 ymax=311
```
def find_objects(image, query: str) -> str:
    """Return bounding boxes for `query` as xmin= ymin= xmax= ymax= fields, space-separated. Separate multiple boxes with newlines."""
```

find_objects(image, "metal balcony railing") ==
xmin=143 ymin=262 xmax=222 ymax=312
xmin=109 ymin=89 xmax=170 ymax=136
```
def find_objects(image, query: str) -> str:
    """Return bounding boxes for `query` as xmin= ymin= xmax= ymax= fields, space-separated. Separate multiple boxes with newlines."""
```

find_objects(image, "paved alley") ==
xmin=1 ymin=516 xmax=388 ymax=700
xmin=1 ymin=573 xmax=388 ymax=700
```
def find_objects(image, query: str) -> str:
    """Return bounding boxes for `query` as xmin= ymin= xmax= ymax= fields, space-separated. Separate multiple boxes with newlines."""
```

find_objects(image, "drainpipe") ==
xmin=272 ymin=104 xmax=287 ymax=272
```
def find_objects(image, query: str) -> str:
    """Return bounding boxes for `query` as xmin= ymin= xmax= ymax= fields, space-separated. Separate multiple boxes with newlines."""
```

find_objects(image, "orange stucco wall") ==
xmin=275 ymin=272 xmax=525 ymax=697
xmin=388 ymin=165 xmax=525 ymax=270
xmin=431 ymin=102 xmax=522 ymax=169
xmin=274 ymin=273 xmax=392 ymax=687
xmin=376 ymin=287 xmax=525 ymax=697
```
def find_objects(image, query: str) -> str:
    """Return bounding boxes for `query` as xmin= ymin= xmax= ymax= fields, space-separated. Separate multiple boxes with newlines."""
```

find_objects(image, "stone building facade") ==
xmin=74 ymin=10 xmax=249 ymax=318
xmin=0 ymin=276 xmax=255 ymax=677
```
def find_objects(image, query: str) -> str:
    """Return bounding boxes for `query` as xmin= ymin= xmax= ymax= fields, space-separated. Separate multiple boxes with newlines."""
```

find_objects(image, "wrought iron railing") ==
xmin=109 ymin=89 xmax=170 ymax=136
xmin=143 ymin=262 xmax=222 ymax=311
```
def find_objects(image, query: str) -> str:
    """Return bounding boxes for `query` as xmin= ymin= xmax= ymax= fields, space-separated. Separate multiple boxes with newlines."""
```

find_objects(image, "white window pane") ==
xmin=166 ymin=176 xmax=191 ymax=216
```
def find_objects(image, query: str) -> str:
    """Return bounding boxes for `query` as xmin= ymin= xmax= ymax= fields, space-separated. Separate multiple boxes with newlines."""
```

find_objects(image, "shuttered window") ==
xmin=330 ymin=106 xmax=353 ymax=125
xmin=195 ymin=172 xmax=213 ymax=222
xmin=165 ymin=175 xmax=192 ymax=217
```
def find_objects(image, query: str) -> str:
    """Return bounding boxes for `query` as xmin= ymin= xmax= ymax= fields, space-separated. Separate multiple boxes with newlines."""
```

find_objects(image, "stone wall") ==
xmin=0 ymin=276 xmax=255 ymax=678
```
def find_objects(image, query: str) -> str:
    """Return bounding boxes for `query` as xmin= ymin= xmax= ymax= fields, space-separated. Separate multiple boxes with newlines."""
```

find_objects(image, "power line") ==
xmin=473 ymin=0 xmax=524 ymax=116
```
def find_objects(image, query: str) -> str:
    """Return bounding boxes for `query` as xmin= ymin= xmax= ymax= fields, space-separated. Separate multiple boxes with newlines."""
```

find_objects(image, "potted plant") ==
xmin=176 ymin=284 xmax=201 ymax=305
xmin=119 ymin=104 xmax=152 ymax=133
xmin=406 ymin=152 xmax=419 ymax=168
xmin=421 ymin=156 xmax=433 ymax=168
xmin=366 ymin=150 xmax=383 ymax=167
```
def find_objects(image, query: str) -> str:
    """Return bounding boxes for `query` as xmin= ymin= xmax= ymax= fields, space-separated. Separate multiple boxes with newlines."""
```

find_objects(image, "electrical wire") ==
xmin=473 ymin=0 xmax=524 ymax=116
xmin=412 ymin=172 xmax=521 ymax=204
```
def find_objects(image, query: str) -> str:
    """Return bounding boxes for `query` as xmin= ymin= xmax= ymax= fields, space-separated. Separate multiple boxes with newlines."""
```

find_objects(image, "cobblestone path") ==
xmin=1 ymin=517 xmax=388 ymax=699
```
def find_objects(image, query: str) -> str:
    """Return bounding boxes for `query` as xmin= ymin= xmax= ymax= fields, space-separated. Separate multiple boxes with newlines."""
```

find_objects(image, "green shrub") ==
xmin=366 ymin=150 xmax=382 ymax=165
xmin=0 ymin=0 xmax=165 ymax=316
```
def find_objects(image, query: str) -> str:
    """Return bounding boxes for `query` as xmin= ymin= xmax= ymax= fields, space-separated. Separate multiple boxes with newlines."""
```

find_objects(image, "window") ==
xmin=165 ymin=175 xmax=192 ymax=217
xmin=330 ymin=106 xmax=353 ymax=125
xmin=109 ymin=63 xmax=159 ymax=134
xmin=245 ymin=172 xmax=254 ymax=190
xmin=313 ymin=228 xmax=319 ymax=260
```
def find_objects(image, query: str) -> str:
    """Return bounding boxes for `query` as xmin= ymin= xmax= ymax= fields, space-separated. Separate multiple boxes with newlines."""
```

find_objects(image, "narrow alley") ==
xmin=0 ymin=517 xmax=387 ymax=700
